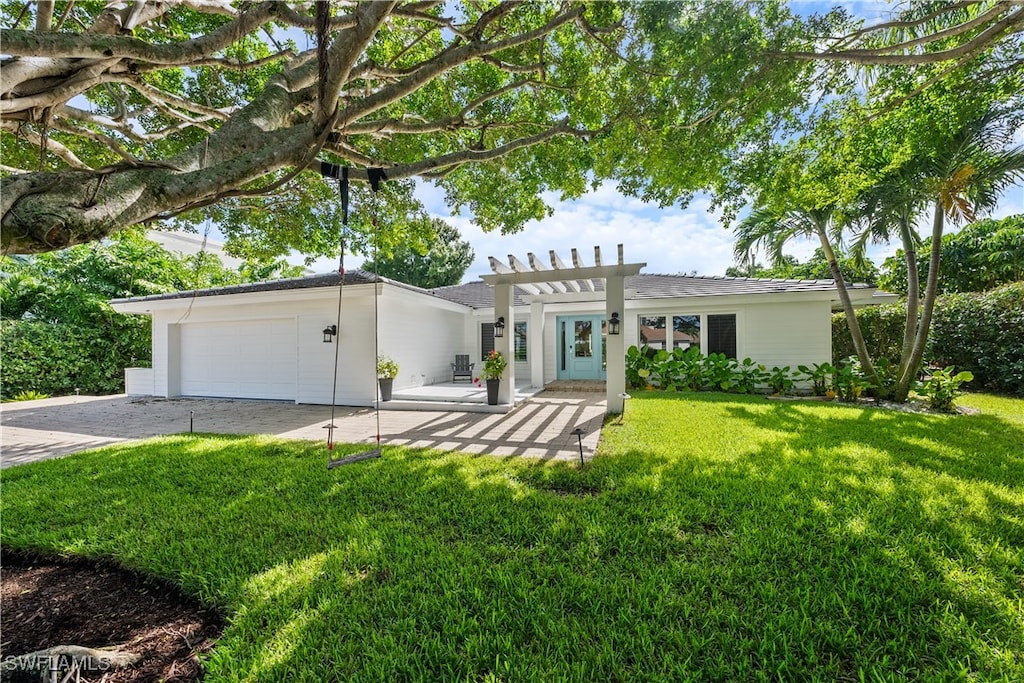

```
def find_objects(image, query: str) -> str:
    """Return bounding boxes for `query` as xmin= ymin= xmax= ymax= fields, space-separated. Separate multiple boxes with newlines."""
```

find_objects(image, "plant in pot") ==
xmin=377 ymin=355 xmax=399 ymax=402
xmin=480 ymin=350 xmax=507 ymax=405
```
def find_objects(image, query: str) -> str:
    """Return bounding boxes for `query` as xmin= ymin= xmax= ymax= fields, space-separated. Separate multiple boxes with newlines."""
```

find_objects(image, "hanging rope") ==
xmin=324 ymin=165 xmax=388 ymax=469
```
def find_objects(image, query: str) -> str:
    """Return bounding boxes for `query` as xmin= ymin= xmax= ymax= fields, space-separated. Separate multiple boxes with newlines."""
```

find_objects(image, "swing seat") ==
xmin=451 ymin=354 xmax=475 ymax=382
xmin=328 ymin=448 xmax=381 ymax=469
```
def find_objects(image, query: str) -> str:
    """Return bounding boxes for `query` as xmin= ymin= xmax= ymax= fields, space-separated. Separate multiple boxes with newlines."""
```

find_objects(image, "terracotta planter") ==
xmin=485 ymin=379 xmax=500 ymax=405
xmin=378 ymin=377 xmax=394 ymax=402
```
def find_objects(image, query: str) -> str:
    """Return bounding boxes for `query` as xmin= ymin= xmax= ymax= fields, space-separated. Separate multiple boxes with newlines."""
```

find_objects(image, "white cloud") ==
xmin=298 ymin=178 xmax=1023 ymax=282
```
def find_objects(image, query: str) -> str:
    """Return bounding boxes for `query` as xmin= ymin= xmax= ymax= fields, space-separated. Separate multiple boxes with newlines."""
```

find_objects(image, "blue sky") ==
xmin=402 ymin=180 xmax=1024 ymax=282
xmin=302 ymin=177 xmax=1022 ymax=281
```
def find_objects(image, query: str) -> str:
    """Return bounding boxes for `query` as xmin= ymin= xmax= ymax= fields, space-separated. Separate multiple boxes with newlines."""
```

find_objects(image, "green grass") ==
xmin=2 ymin=393 xmax=1022 ymax=682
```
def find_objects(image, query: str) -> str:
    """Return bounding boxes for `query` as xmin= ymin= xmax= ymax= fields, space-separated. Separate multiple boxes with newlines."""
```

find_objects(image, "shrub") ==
xmin=0 ymin=316 xmax=150 ymax=398
xmin=626 ymin=345 xmax=810 ymax=397
xmin=918 ymin=366 xmax=974 ymax=412
xmin=9 ymin=390 xmax=51 ymax=401
xmin=833 ymin=282 xmax=1024 ymax=396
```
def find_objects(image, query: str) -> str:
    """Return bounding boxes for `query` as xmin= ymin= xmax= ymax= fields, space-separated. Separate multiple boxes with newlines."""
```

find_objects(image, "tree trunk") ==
xmin=895 ymin=202 xmax=944 ymax=401
xmin=896 ymin=218 xmax=920 ymax=381
xmin=817 ymin=228 xmax=881 ymax=391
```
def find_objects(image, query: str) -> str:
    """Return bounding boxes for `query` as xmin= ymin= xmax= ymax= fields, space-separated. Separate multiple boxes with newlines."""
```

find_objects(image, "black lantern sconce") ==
xmin=608 ymin=312 xmax=621 ymax=335
xmin=322 ymin=324 xmax=338 ymax=343
xmin=494 ymin=316 xmax=506 ymax=338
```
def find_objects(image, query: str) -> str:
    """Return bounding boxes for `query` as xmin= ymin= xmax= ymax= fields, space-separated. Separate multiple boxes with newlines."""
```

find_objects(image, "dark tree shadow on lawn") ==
xmin=2 ymin=419 xmax=1023 ymax=680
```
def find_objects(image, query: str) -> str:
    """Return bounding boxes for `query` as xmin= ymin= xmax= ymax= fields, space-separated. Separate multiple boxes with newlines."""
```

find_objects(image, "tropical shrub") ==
xmin=734 ymin=358 xmax=770 ymax=394
xmin=929 ymin=283 xmax=1024 ymax=396
xmin=834 ymin=282 xmax=1024 ymax=396
xmin=8 ymin=390 xmax=51 ymax=401
xmin=830 ymin=357 xmax=873 ymax=403
xmin=767 ymin=366 xmax=795 ymax=395
xmin=797 ymin=362 xmax=834 ymax=396
xmin=918 ymin=366 xmax=974 ymax=412
xmin=626 ymin=346 xmax=812 ymax=397
xmin=701 ymin=353 xmax=737 ymax=392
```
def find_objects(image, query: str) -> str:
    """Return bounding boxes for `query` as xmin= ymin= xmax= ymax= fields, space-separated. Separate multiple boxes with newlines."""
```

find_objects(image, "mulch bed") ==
xmin=1 ymin=549 xmax=222 ymax=682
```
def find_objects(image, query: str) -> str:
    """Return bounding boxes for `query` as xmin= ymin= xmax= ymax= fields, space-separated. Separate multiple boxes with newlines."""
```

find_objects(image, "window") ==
xmin=707 ymin=314 xmax=737 ymax=358
xmin=638 ymin=315 xmax=667 ymax=350
xmin=483 ymin=320 xmax=527 ymax=362
xmin=514 ymin=321 xmax=527 ymax=362
xmin=481 ymin=322 xmax=494 ymax=360
xmin=672 ymin=315 xmax=700 ymax=352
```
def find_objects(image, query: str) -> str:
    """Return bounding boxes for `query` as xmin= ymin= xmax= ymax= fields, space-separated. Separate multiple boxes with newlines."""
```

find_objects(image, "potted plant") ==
xmin=480 ymin=350 xmax=507 ymax=405
xmin=377 ymin=355 xmax=399 ymax=402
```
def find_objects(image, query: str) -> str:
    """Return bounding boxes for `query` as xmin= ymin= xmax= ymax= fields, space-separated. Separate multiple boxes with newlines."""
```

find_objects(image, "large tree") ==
xmin=0 ymin=0 xmax=829 ymax=255
xmin=878 ymin=214 xmax=1024 ymax=295
xmin=361 ymin=218 xmax=474 ymax=288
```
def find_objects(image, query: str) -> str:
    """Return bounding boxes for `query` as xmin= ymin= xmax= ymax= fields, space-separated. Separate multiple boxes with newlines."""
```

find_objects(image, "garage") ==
xmin=179 ymin=319 xmax=297 ymax=400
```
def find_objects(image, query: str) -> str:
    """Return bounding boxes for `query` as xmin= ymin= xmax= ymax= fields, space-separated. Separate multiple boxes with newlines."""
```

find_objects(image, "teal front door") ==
xmin=556 ymin=315 xmax=606 ymax=380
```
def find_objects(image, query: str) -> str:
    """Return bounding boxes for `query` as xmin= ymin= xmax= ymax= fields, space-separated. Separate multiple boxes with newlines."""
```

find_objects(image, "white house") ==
xmin=110 ymin=247 xmax=893 ymax=413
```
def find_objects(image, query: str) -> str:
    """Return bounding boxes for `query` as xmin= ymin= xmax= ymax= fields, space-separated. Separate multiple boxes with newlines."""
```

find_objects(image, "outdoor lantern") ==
xmin=494 ymin=316 xmax=506 ymax=338
xmin=608 ymin=312 xmax=621 ymax=335
xmin=322 ymin=324 xmax=337 ymax=343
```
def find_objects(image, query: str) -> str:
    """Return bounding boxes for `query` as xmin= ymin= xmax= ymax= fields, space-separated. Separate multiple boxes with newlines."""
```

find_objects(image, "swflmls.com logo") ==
xmin=2 ymin=652 xmax=113 ymax=674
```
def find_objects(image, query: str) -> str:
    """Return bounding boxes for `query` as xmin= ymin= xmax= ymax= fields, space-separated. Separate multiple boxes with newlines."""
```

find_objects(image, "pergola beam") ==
xmin=482 ymin=262 xmax=643 ymax=286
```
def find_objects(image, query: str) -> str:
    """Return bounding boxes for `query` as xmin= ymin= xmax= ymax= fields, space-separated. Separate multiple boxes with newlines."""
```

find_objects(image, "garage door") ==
xmin=180 ymin=319 xmax=297 ymax=400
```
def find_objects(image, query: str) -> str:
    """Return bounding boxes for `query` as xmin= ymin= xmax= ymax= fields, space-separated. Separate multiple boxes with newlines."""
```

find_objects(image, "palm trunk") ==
xmin=895 ymin=202 xmax=944 ymax=401
xmin=817 ymin=228 xmax=880 ymax=391
xmin=896 ymin=218 xmax=919 ymax=380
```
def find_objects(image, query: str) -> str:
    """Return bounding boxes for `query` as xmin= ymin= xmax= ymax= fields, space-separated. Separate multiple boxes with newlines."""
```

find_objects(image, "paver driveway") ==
xmin=0 ymin=393 xmax=606 ymax=468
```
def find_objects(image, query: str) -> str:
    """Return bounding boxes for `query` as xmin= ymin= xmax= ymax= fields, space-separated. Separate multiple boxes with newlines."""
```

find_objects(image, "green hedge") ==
xmin=1 ymin=316 xmax=150 ymax=398
xmin=833 ymin=282 xmax=1024 ymax=396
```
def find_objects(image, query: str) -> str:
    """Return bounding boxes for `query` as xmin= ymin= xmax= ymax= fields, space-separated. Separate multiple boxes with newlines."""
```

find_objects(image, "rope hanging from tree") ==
xmin=320 ymin=162 xmax=388 ymax=469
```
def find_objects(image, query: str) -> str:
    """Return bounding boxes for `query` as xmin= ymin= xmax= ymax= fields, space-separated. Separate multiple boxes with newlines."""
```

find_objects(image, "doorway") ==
xmin=556 ymin=315 xmax=607 ymax=380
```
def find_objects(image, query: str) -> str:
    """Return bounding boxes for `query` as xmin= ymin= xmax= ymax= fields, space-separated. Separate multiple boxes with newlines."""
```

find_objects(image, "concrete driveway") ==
xmin=0 ymin=392 xmax=606 ymax=468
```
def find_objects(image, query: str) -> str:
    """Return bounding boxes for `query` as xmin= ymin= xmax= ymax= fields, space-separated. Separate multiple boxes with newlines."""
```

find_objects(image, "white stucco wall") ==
xmin=130 ymin=283 xmax=474 ymax=406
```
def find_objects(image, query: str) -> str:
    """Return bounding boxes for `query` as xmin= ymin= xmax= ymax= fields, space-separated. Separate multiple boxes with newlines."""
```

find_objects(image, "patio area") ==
xmin=386 ymin=380 xmax=544 ymax=413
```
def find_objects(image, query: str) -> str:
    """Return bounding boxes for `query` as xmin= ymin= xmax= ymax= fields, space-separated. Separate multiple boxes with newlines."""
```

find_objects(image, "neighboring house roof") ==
xmin=147 ymin=230 xmax=246 ymax=270
xmin=639 ymin=325 xmax=699 ymax=345
xmin=111 ymin=270 xmax=884 ymax=307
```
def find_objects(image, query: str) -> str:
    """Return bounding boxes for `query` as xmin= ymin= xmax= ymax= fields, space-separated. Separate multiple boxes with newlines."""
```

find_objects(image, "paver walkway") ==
xmin=0 ymin=392 xmax=606 ymax=468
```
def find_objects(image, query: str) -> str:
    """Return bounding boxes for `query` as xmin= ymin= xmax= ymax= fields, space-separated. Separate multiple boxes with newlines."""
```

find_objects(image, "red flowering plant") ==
xmin=477 ymin=352 xmax=509 ymax=385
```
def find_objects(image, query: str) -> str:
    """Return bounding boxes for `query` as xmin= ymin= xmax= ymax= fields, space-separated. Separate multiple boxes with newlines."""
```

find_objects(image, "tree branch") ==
xmin=786 ymin=6 xmax=1024 ymax=65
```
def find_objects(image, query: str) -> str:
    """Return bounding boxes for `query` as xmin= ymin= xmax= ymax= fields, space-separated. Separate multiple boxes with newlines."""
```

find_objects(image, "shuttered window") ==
xmin=707 ymin=314 xmax=737 ymax=359
xmin=481 ymin=323 xmax=494 ymax=360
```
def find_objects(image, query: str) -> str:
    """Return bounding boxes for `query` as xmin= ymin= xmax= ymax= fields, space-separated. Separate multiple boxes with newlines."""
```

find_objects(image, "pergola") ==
xmin=481 ymin=244 xmax=645 ymax=414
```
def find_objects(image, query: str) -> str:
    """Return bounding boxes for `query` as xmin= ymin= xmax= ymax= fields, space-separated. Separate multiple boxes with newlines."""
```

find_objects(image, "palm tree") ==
xmin=850 ymin=163 xmax=928 ymax=395
xmin=893 ymin=107 xmax=1024 ymax=400
xmin=734 ymin=203 xmax=882 ymax=391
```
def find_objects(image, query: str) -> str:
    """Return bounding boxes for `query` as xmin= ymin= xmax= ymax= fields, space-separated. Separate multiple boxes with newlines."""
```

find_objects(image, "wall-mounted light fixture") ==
xmin=608 ymin=312 xmax=621 ymax=335
xmin=494 ymin=316 xmax=506 ymax=338
xmin=323 ymin=324 xmax=338 ymax=343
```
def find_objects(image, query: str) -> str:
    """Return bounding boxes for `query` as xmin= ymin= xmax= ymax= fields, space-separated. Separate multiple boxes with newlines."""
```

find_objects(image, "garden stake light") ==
xmin=618 ymin=392 xmax=631 ymax=424
xmin=571 ymin=427 xmax=585 ymax=466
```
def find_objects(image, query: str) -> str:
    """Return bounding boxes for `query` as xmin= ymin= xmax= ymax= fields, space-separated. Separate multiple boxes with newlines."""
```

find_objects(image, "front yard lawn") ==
xmin=2 ymin=393 xmax=1022 ymax=681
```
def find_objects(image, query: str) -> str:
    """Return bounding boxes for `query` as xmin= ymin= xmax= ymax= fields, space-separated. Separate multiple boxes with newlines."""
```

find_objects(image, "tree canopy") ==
xmin=361 ymin=218 xmax=474 ymax=288
xmin=878 ymin=214 xmax=1024 ymax=294
xmin=0 ymin=0 xmax=904 ymax=256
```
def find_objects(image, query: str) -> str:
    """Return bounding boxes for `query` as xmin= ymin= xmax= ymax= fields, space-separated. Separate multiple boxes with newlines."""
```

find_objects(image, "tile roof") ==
xmin=111 ymin=271 xmax=874 ymax=308
xmin=429 ymin=274 xmax=873 ymax=308
xmin=111 ymin=270 xmax=418 ymax=304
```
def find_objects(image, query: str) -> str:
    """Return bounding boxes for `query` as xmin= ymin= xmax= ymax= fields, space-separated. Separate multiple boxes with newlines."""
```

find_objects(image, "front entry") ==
xmin=556 ymin=315 xmax=607 ymax=380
